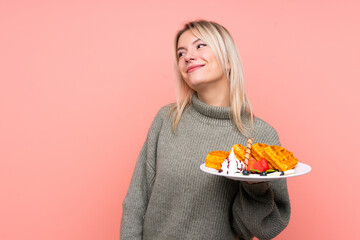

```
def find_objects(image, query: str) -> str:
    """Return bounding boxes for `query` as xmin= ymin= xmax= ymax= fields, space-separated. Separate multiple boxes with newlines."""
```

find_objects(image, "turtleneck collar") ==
xmin=190 ymin=93 xmax=232 ymax=120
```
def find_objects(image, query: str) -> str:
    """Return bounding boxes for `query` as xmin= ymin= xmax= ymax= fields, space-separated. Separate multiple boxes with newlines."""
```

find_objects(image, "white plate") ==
xmin=200 ymin=162 xmax=311 ymax=181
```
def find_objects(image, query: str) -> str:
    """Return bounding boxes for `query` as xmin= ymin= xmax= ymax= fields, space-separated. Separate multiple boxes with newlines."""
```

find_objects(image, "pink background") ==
xmin=1 ymin=1 xmax=359 ymax=239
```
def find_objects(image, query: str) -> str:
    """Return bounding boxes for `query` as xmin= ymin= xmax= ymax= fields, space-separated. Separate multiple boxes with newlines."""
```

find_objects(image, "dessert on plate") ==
xmin=204 ymin=138 xmax=299 ymax=177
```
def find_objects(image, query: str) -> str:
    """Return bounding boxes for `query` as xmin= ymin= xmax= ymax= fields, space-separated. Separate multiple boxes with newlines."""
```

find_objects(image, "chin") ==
xmin=186 ymin=77 xmax=209 ymax=86
xmin=186 ymin=81 xmax=205 ymax=90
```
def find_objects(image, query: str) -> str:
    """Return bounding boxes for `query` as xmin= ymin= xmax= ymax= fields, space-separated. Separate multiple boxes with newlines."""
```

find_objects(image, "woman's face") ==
xmin=176 ymin=30 xmax=227 ymax=91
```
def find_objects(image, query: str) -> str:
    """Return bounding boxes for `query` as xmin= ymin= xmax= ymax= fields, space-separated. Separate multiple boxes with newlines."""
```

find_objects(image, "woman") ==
xmin=121 ymin=20 xmax=290 ymax=240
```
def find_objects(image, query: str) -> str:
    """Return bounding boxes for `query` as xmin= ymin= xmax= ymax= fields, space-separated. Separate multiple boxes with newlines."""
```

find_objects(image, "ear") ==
xmin=226 ymin=60 xmax=231 ymax=76
xmin=226 ymin=63 xmax=231 ymax=79
xmin=226 ymin=59 xmax=231 ymax=70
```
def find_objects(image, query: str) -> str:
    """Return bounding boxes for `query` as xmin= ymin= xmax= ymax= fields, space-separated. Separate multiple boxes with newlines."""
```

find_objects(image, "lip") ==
xmin=186 ymin=64 xmax=205 ymax=73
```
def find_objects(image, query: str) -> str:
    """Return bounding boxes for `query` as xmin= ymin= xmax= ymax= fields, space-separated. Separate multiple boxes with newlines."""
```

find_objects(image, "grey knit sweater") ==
xmin=121 ymin=94 xmax=290 ymax=240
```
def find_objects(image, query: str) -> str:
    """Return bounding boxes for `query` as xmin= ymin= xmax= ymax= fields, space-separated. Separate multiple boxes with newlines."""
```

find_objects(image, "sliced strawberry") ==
xmin=247 ymin=158 xmax=257 ymax=171
xmin=252 ymin=161 xmax=265 ymax=172
xmin=260 ymin=158 xmax=269 ymax=171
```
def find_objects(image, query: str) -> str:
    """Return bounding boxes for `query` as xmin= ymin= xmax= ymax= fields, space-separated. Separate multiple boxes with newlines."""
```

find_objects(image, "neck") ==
xmin=196 ymin=81 xmax=230 ymax=107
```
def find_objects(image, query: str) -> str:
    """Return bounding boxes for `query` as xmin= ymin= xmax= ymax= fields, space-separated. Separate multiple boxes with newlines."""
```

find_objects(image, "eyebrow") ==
xmin=177 ymin=38 xmax=202 ymax=52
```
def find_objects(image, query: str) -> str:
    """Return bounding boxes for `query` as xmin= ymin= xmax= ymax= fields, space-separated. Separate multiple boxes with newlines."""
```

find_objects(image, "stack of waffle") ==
xmin=205 ymin=142 xmax=298 ymax=172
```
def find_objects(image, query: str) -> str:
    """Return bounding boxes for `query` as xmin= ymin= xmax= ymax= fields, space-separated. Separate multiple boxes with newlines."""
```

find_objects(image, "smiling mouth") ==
xmin=187 ymin=64 xmax=205 ymax=73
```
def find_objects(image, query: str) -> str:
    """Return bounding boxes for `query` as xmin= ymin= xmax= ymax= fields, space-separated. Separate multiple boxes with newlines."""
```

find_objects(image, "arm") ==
xmin=120 ymin=141 xmax=153 ymax=239
xmin=120 ymin=106 xmax=167 ymax=239
xmin=232 ymin=180 xmax=290 ymax=240
xmin=231 ymin=124 xmax=291 ymax=240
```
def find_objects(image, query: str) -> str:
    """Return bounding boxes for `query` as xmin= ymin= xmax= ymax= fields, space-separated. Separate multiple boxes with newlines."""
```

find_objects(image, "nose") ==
xmin=184 ymin=50 xmax=197 ymax=62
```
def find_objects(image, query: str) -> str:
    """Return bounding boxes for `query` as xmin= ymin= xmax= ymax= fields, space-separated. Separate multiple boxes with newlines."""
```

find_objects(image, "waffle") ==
xmin=263 ymin=145 xmax=298 ymax=171
xmin=251 ymin=143 xmax=268 ymax=161
xmin=232 ymin=144 xmax=247 ymax=162
xmin=251 ymin=143 xmax=275 ymax=169
xmin=205 ymin=151 xmax=229 ymax=170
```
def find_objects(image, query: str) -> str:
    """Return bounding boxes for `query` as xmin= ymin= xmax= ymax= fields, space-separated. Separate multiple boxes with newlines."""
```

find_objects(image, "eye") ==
xmin=197 ymin=43 xmax=207 ymax=48
xmin=178 ymin=52 xmax=185 ymax=58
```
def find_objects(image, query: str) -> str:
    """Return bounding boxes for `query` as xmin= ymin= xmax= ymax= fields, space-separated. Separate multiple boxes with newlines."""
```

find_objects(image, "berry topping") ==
xmin=247 ymin=158 xmax=257 ymax=171
xmin=260 ymin=158 xmax=270 ymax=171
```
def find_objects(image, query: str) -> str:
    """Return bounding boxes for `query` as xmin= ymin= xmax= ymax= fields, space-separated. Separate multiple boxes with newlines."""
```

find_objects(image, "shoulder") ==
xmin=250 ymin=116 xmax=281 ymax=146
xmin=252 ymin=116 xmax=278 ymax=135
xmin=153 ymin=103 xmax=174 ymax=123
xmin=157 ymin=103 xmax=174 ymax=117
xmin=148 ymin=103 xmax=174 ymax=133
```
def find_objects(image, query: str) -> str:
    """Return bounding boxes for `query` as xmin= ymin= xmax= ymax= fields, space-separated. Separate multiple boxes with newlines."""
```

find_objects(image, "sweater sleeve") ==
xmin=120 ymin=106 xmax=167 ymax=239
xmin=231 ymin=125 xmax=291 ymax=240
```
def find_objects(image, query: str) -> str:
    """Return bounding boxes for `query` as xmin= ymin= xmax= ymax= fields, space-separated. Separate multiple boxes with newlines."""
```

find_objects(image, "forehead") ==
xmin=177 ymin=30 xmax=202 ymax=47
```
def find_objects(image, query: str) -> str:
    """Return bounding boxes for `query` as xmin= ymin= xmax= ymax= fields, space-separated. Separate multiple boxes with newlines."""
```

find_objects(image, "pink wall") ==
xmin=1 ymin=1 xmax=359 ymax=239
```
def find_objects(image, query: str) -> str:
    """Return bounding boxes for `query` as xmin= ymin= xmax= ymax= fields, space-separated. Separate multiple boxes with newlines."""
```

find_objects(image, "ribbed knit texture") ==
xmin=121 ymin=94 xmax=291 ymax=240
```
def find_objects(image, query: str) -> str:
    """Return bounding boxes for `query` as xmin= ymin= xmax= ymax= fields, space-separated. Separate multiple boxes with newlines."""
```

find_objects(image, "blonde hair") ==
xmin=171 ymin=20 xmax=254 ymax=135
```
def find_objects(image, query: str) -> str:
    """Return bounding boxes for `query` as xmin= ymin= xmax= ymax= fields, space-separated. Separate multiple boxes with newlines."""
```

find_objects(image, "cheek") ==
xmin=204 ymin=52 xmax=220 ymax=70
xmin=212 ymin=57 xmax=224 ymax=73
xmin=178 ymin=61 xmax=186 ymax=73
xmin=208 ymin=59 xmax=222 ymax=75
xmin=176 ymin=62 xmax=184 ymax=75
xmin=178 ymin=69 xmax=188 ymax=81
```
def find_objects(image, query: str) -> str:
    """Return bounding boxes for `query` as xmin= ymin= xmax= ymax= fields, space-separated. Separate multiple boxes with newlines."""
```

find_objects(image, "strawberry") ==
xmin=247 ymin=158 xmax=257 ymax=171
xmin=260 ymin=158 xmax=269 ymax=171
xmin=252 ymin=161 xmax=265 ymax=172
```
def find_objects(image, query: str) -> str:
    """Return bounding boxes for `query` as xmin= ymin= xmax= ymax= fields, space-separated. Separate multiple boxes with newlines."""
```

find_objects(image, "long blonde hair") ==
xmin=171 ymin=20 xmax=254 ymax=135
